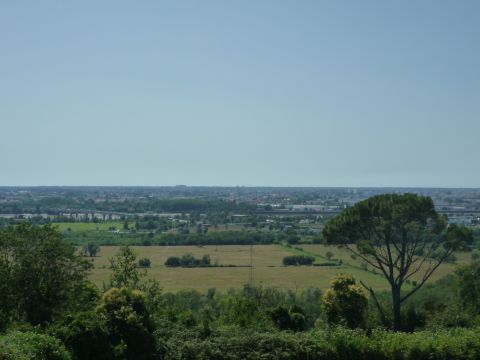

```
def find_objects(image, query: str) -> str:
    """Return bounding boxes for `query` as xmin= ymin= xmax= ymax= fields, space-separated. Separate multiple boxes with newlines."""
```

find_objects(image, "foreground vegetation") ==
xmin=0 ymin=226 xmax=479 ymax=359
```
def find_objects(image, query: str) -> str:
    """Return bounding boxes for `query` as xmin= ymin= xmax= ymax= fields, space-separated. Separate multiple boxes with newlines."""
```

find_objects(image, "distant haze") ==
xmin=1 ymin=1 xmax=479 ymax=187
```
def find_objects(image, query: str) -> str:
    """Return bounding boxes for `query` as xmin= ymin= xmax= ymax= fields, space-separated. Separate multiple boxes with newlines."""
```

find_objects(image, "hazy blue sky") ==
xmin=1 ymin=1 xmax=479 ymax=187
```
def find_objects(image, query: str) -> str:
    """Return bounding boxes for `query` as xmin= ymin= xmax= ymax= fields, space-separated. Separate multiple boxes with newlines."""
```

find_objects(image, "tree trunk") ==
xmin=392 ymin=285 xmax=402 ymax=331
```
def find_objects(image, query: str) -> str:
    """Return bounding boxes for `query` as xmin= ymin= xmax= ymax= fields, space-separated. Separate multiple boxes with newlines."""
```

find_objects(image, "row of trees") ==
xmin=0 ymin=197 xmax=256 ymax=215
xmin=65 ymin=230 xmax=280 ymax=247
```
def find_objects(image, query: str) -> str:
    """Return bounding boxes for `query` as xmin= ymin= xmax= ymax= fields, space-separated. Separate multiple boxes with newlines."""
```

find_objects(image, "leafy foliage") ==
xmin=323 ymin=193 xmax=473 ymax=330
xmin=109 ymin=246 xmax=144 ymax=289
xmin=97 ymin=287 xmax=157 ymax=360
xmin=282 ymin=255 xmax=315 ymax=266
xmin=83 ymin=242 xmax=100 ymax=257
xmin=165 ymin=253 xmax=212 ymax=267
xmin=456 ymin=260 xmax=480 ymax=313
xmin=322 ymin=275 xmax=368 ymax=328
xmin=0 ymin=331 xmax=71 ymax=360
xmin=0 ymin=224 xmax=92 ymax=325
xmin=138 ymin=257 xmax=151 ymax=268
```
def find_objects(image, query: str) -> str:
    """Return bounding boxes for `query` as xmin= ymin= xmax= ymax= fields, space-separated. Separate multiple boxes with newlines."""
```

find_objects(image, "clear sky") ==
xmin=1 ymin=1 xmax=479 ymax=187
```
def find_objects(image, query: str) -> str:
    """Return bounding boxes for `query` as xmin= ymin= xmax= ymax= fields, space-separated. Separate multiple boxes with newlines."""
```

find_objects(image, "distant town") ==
xmin=1 ymin=186 xmax=479 ymax=230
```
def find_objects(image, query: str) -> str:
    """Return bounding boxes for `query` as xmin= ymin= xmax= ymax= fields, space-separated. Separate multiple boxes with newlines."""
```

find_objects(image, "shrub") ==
xmin=156 ymin=327 xmax=480 ymax=360
xmin=0 ymin=331 xmax=71 ymax=360
xmin=201 ymin=254 xmax=211 ymax=266
xmin=49 ymin=311 xmax=113 ymax=360
xmin=471 ymin=249 xmax=480 ymax=261
xmin=282 ymin=255 xmax=315 ymax=266
xmin=268 ymin=305 xmax=306 ymax=331
xmin=138 ymin=257 xmax=151 ymax=268
xmin=322 ymin=275 xmax=368 ymax=329
xmin=97 ymin=287 xmax=156 ymax=360
xmin=180 ymin=253 xmax=197 ymax=267
xmin=165 ymin=256 xmax=181 ymax=267
xmin=287 ymin=235 xmax=300 ymax=245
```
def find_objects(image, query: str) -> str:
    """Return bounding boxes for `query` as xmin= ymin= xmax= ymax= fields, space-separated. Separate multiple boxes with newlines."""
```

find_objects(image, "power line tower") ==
xmin=249 ymin=242 xmax=254 ymax=285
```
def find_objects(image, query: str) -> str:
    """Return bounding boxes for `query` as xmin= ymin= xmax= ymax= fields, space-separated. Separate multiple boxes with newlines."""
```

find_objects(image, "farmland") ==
xmin=300 ymin=244 xmax=464 ymax=283
xmin=54 ymin=221 xmax=124 ymax=232
xmin=86 ymin=244 xmax=469 ymax=292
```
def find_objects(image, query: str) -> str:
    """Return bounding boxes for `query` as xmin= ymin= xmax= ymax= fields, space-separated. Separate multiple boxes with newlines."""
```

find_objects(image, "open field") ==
xmin=54 ymin=221 xmax=253 ymax=234
xmin=54 ymin=221 xmax=124 ymax=232
xmin=86 ymin=244 xmax=472 ymax=292
xmin=300 ymin=244 xmax=468 ymax=283
xmin=88 ymin=245 xmax=390 ymax=292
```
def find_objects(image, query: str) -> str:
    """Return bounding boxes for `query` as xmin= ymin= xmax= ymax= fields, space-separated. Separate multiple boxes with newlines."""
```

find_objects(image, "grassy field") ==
xmin=88 ymin=243 xmax=472 ymax=293
xmin=300 ymin=244 xmax=468 ymax=283
xmin=54 ymin=221 xmax=124 ymax=232
xmin=88 ymin=244 xmax=392 ymax=292
xmin=54 ymin=221 xmax=251 ymax=234
xmin=62 ymin=216 xmax=471 ymax=292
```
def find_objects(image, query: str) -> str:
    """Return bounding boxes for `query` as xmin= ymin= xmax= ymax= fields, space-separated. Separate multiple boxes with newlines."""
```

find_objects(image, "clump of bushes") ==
xmin=165 ymin=253 xmax=211 ymax=267
xmin=321 ymin=274 xmax=368 ymax=329
xmin=155 ymin=327 xmax=480 ymax=360
xmin=0 ymin=331 xmax=71 ymax=360
xmin=138 ymin=257 xmax=151 ymax=268
xmin=269 ymin=304 xmax=306 ymax=331
xmin=283 ymin=255 xmax=315 ymax=266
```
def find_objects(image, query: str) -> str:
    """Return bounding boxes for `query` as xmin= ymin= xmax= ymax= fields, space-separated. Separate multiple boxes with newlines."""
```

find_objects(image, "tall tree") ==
xmin=323 ymin=193 xmax=472 ymax=331
xmin=0 ymin=224 xmax=92 ymax=325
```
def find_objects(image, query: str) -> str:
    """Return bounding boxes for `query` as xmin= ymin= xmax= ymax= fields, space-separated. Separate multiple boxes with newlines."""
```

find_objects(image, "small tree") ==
xmin=109 ymin=246 xmax=143 ymax=289
xmin=84 ymin=242 xmax=100 ymax=257
xmin=97 ymin=287 xmax=156 ymax=360
xmin=321 ymin=274 xmax=368 ymax=328
xmin=325 ymin=251 xmax=334 ymax=260
xmin=201 ymin=254 xmax=211 ymax=266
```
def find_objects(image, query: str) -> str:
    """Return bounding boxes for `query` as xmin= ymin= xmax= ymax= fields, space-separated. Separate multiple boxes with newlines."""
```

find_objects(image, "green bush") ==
xmin=165 ymin=256 xmax=181 ymax=267
xmin=0 ymin=331 xmax=71 ymax=360
xmin=49 ymin=311 xmax=113 ymax=360
xmin=322 ymin=275 xmax=368 ymax=329
xmin=156 ymin=327 xmax=480 ymax=360
xmin=97 ymin=287 xmax=156 ymax=360
xmin=282 ymin=255 xmax=315 ymax=266
xmin=138 ymin=257 xmax=151 ymax=268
